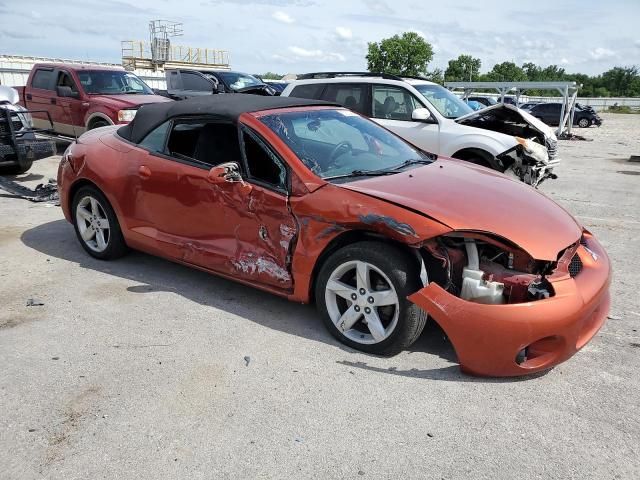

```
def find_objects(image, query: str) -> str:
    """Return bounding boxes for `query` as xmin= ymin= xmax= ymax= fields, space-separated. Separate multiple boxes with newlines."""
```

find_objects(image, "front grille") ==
xmin=546 ymin=138 xmax=558 ymax=160
xmin=0 ymin=119 xmax=23 ymax=136
xmin=569 ymin=254 xmax=583 ymax=277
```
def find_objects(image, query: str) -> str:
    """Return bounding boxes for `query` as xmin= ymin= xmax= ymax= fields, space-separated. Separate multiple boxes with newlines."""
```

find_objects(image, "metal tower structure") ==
xmin=149 ymin=20 xmax=183 ymax=65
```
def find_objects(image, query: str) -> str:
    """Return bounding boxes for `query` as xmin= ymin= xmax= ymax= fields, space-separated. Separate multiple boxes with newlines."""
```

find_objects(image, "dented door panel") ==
xmin=226 ymin=185 xmax=296 ymax=290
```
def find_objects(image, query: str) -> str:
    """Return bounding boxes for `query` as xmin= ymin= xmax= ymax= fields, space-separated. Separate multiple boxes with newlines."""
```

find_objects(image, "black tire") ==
xmin=0 ymin=160 xmax=33 ymax=175
xmin=577 ymin=117 xmax=590 ymax=128
xmin=89 ymin=120 xmax=110 ymax=130
xmin=315 ymin=241 xmax=427 ymax=356
xmin=71 ymin=185 xmax=128 ymax=260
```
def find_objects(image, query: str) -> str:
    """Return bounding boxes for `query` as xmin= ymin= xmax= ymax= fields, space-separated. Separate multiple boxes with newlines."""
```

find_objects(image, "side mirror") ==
xmin=57 ymin=86 xmax=79 ymax=99
xmin=213 ymin=82 xmax=225 ymax=94
xmin=411 ymin=108 xmax=434 ymax=123
xmin=207 ymin=162 xmax=243 ymax=185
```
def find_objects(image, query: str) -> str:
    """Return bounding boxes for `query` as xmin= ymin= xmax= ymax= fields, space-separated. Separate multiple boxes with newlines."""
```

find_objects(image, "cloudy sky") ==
xmin=0 ymin=0 xmax=638 ymax=75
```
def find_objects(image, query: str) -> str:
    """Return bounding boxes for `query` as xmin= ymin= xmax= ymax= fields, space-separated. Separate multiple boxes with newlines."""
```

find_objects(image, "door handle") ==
xmin=50 ymin=98 xmax=57 ymax=105
xmin=138 ymin=165 xmax=151 ymax=178
xmin=26 ymin=94 xmax=32 ymax=100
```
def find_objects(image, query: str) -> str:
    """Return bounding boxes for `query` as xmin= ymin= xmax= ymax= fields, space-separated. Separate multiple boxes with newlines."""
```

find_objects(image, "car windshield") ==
xmin=78 ymin=71 xmax=153 ymax=95
xmin=259 ymin=108 xmax=432 ymax=181
xmin=216 ymin=71 xmax=264 ymax=91
xmin=414 ymin=84 xmax=473 ymax=119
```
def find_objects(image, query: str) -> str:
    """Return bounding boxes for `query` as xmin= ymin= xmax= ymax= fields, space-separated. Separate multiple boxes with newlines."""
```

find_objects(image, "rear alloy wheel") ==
xmin=578 ymin=117 xmax=590 ymax=128
xmin=72 ymin=186 xmax=127 ymax=260
xmin=316 ymin=242 xmax=427 ymax=355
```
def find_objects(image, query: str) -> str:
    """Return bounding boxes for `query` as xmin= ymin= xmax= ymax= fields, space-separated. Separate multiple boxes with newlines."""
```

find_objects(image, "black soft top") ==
xmin=118 ymin=94 xmax=336 ymax=144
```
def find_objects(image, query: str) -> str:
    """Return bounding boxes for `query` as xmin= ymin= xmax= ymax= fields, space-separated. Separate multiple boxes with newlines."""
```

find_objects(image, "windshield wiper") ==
xmin=389 ymin=158 xmax=433 ymax=171
xmin=324 ymin=169 xmax=398 ymax=180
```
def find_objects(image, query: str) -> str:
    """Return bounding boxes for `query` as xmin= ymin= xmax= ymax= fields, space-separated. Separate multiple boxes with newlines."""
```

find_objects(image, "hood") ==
xmin=0 ymin=85 xmax=19 ymax=105
xmin=457 ymin=103 xmax=556 ymax=141
xmin=342 ymin=158 xmax=581 ymax=260
xmin=89 ymin=94 xmax=172 ymax=110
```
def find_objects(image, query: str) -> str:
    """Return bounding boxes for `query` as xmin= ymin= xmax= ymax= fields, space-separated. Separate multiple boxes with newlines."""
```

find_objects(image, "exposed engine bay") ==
xmin=457 ymin=104 xmax=560 ymax=187
xmin=422 ymin=234 xmax=557 ymax=305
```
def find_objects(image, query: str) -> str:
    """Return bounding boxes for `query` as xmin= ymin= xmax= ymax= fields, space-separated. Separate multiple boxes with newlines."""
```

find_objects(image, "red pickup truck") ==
xmin=17 ymin=63 xmax=170 ymax=137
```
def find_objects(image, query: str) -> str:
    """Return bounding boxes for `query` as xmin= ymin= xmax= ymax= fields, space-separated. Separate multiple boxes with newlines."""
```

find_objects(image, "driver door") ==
xmin=195 ymin=127 xmax=297 ymax=291
xmin=370 ymin=84 xmax=440 ymax=154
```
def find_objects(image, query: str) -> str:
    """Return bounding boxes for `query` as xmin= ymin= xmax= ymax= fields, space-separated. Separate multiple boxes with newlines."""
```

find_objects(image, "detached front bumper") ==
xmin=409 ymin=234 xmax=611 ymax=377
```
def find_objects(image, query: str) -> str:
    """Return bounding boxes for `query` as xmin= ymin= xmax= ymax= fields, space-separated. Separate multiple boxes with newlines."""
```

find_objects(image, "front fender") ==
xmin=441 ymin=130 xmax=517 ymax=159
xmin=287 ymin=183 xmax=452 ymax=302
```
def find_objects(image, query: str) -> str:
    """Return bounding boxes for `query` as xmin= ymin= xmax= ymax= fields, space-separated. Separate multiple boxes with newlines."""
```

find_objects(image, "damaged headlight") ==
xmin=516 ymin=137 xmax=549 ymax=164
xmin=424 ymin=233 xmax=555 ymax=305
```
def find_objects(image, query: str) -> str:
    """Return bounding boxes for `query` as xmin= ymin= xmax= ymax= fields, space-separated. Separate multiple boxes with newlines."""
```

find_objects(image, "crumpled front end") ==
xmin=408 ymin=231 xmax=611 ymax=377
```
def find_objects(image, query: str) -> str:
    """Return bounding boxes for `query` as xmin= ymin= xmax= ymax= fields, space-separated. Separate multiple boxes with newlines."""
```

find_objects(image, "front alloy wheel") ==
xmin=325 ymin=260 xmax=400 ymax=344
xmin=316 ymin=242 xmax=427 ymax=355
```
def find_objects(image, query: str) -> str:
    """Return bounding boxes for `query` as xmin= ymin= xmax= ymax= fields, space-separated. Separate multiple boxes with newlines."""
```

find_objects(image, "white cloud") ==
xmin=275 ymin=46 xmax=346 ymax=63
xmin=335 ymin=26 xmax=353 ymax=40
xmin=272 ymin=11 xmax=295 ymax=24
xmin=365 ymin=0 xmax=393 ymax=14
xmin=589 ymin=47 xmax=616 ymax=60
xmin=560 ymin=57 xmax=569 ymax=64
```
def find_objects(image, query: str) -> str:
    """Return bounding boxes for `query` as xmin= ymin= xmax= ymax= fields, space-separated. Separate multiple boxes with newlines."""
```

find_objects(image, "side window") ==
xmin=139 ymin=121 xmax=170 ymax=153
xmin=181 ymin=72 xmax=213 ymax=92
xmin=372 ymin=85 xmax=421 ymax=121
xmin=322 ymin=83 xmax=367 ymax=115
xmin=56 ymin=72 xmax=78 ymax=93
xmin=289 ymin=83 xmax=325 ymax=100
xmin=166 ymin=120 xmax=241 ymax=167
xmin=32 ymin=69 xmax=54 ymax=90
xmin=168 ymin=71 xmax=179 ymax=89
xmin=242 ymin=129 xmax=287 ymax=191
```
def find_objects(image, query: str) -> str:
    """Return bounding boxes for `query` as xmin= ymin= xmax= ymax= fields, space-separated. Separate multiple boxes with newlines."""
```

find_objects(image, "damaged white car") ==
xmin=282 ymin=74 xmax=559 ymax=187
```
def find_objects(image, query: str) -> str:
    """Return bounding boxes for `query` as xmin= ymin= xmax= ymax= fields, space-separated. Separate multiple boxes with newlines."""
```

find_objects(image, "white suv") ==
xmin=281 ymin=73 xmax=559 ymax=186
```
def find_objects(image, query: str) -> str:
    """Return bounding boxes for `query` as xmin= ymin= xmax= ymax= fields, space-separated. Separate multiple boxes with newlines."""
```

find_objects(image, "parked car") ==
xmin=16 ymin=63 xmax=170 ymax=137
xmin=57 ymin=95 xmax=611 ymax=376
xmin=466 ymin=96 xmax=497 ymax=107
xmin=526 ymin=102 xmax=603 ymax=128
xmin=520 ymin=101 xmax=542 ymax=111
xmin=465 ymin=100 xmax=485 ymax=111
xmin=500 ymin=96 xmax=518 ymax=105
xmin=1 ymin=85 xmax=56 ymax=174
xmin=282 ymin=73 xmax=559 ymax=186
xmin=158 ymin=69 xmax=277 ymax=99
xmin=261 ymin=79 xmax=289 ymax=95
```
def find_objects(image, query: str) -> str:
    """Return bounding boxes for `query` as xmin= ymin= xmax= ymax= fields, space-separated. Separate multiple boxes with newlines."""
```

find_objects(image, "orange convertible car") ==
xmin=57 ymin=95 xmax=611 ymax=376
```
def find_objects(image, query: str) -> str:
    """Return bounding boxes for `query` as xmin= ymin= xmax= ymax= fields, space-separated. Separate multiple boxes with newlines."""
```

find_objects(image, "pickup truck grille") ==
xmin=0 ymin=119 xmax=23 ymax=136
xmin=546 ymin=138 xmax=558 ymax=160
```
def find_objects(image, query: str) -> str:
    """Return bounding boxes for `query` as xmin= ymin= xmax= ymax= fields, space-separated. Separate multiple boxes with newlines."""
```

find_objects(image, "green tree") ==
xmin=259 ymin=72 xmax=284 ymax=80
xmin=601 ymin=66 xmax=639 ymax=96
xmin=483 ymin=61 xmax=527 ymax=82
xmin=445 ymin=54 xmax=481 ymax=81
xmin=423 ymin=68 xmax=444 ymax=84
xmin=366 ymin=32 xmax=434 ymax=76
